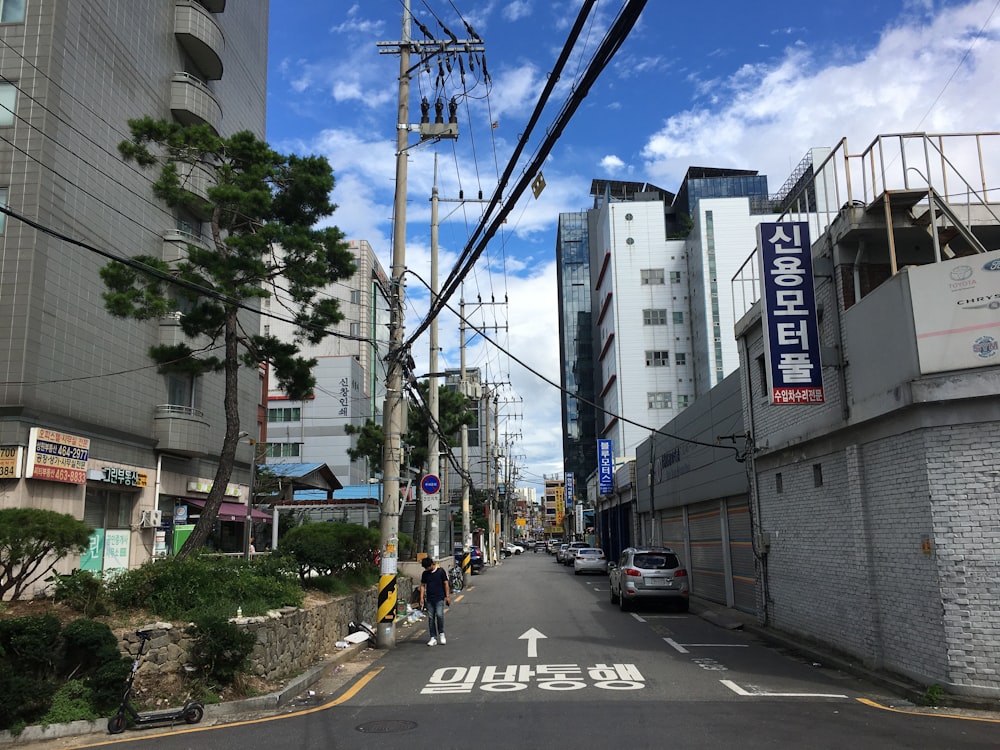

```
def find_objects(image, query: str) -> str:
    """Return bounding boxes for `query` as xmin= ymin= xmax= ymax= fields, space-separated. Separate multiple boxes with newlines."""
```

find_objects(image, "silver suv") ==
xmin=608 ymin=547 xmax=689 ymax=612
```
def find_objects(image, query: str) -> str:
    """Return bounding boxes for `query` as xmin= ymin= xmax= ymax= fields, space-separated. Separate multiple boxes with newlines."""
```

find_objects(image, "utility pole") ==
xmin=426 ymin=156 xmax=441 ymax=561
xmin=377 ymin=0 xmax=484 ymax=650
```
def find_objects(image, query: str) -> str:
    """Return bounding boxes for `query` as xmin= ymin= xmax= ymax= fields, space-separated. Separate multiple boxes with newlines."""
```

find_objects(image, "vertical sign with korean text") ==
xmin=565 ymin=472 xmax=574 ymax=510
xmin=756 ymin=222 xmax=825 ymax=405
xmin=26 ymin=428 xmax=90 ymax=484
xmin=597 ymin=439 xmax=613 ymax=494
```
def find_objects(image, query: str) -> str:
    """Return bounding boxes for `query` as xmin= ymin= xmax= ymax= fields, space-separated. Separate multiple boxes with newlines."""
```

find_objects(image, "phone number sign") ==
xmin=26 ymin=427 xmax=90 ymax=484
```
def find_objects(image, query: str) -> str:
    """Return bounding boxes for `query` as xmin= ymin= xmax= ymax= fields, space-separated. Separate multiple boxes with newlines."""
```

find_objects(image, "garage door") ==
xmin=688 ymin=500 xmax=725 ymax=604
xmin=659 ymin=510 xmax=684 ymax=554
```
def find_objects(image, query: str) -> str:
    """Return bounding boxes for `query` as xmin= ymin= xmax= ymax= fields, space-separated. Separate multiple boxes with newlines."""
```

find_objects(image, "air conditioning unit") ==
xmin=139 ymin=509 xmax=162 ymax=528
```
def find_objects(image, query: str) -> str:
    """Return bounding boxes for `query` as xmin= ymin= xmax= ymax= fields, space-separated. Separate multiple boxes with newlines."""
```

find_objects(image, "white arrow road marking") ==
xmin=519 ymin=628 xmax=547 ymax=658
xmin=720 ymin=680 xmax=847 ymax=698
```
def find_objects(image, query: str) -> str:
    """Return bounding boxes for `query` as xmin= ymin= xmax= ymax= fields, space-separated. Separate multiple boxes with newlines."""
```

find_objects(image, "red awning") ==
xmin=184 ymin=498 xmax=271 ymax=523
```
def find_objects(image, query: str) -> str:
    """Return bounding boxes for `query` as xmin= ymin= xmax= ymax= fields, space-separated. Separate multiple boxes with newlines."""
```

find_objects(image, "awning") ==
xmin=184 ymin=498 xmax=271 ymax=523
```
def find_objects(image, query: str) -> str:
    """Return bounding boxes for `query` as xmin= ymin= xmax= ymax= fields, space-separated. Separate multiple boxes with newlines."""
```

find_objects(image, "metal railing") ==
xmin=731 ymin=131 xmax=1000 ymax=321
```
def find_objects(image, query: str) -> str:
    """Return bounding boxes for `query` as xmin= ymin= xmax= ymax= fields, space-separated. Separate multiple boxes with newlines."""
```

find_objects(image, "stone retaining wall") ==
xmin=124 ymin=577 xmax=413 ymax=683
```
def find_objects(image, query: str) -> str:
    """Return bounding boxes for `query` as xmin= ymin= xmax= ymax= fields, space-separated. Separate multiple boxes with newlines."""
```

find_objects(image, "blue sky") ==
xmin=265 ymin=0 xmax=1000 ymax=496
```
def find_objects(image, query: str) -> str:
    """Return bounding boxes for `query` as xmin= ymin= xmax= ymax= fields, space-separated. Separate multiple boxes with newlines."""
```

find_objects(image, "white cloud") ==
xmin=503 ymin=1 xmax=533 ymax=22
xmin=599 ymin=154 xmax=625 ymax=172
xmin=641 ymin=0 xmax=1000 ymax=190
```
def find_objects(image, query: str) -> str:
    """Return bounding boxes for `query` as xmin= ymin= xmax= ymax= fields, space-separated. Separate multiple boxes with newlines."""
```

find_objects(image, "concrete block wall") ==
xmin=123 ymin=578 xmax=413 ymax=685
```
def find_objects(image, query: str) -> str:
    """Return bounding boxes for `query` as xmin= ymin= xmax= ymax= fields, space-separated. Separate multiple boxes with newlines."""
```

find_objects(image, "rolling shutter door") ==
xmin=727 ymin=500 xmax=756 ymax=613
xmin=659 ymin=510 xmax=684 ymax=553
xmin=688 ymin=501 xmax=725 ymax=604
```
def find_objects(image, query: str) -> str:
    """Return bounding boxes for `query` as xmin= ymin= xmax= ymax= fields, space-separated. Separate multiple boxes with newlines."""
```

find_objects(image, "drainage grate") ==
xmin=356 ymin=719 xmax=418 ymax=734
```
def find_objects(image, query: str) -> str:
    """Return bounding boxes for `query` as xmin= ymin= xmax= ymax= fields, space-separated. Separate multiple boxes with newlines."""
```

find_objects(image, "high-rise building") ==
xmin=557 ymin=172 xmax=781 ymax=481
xmin=0 ymin=1 xmax=270 ymax=579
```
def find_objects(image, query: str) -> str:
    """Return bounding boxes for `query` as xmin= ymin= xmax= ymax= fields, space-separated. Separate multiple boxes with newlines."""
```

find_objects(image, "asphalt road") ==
xmin=38 ymin=552 xmax=1000 ymax=749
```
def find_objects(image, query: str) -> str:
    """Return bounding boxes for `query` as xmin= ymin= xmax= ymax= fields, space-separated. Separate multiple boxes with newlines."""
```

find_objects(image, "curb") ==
xmin=0 ymin=641 xmax=373 ymax=747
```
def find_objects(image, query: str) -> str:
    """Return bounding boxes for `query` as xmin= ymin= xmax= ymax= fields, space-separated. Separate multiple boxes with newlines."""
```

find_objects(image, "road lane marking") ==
xmin=664 ymin=638 xmax=749 ymax=653
xmin=720 ymin=679 xmax=847 ymax=698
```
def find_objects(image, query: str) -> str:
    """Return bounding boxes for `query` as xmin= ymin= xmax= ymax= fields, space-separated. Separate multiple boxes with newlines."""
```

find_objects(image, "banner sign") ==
xmin=565 ymin=472 xmax=574 ymax=510
xmin=26 ymin=428 xmax=89 ymax=484
xmin=597 ymin=440 xmax=613 ymax=494
xmin=756 ymin=222 xmax=825 ymax=404
xmin=0 ymin=446 xmax=22 ymax=479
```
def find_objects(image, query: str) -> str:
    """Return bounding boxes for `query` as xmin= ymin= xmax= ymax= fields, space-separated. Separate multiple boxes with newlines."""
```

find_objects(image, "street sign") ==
xmin=421 ymin=474 xmax=440 ymax=495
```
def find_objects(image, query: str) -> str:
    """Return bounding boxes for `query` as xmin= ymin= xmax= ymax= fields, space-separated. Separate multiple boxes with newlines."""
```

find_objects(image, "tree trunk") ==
xmin=177 ymin=309 xmax=242 ymax=558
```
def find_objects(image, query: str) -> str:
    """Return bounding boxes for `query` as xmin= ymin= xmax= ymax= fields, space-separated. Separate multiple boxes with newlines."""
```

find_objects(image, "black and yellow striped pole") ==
xmin=462 ymin=549 xmax=471 ymax=582
xmin=377 ymin=536 xmax=398 ymax=640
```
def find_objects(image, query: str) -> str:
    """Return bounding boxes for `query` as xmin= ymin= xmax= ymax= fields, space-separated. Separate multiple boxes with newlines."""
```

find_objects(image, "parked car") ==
xmin=561 ymin=541 xmax=589 ymax=565
xmin=608 ymin=547 xmax=689 ymax=611
xmin=505 ymin=542 xmax=525 ymax=555
xmin=454 ymin=544 xmax=484 ymax=574
xmin=546 ymin=539 xmax=563 ymax=554
xmin=573 ymin=548 xmax=608 ymax=575
xmin=555 ymin=543 xmax=570 ymax=563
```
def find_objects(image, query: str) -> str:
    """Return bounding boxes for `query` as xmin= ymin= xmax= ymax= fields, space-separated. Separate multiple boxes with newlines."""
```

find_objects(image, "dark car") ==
xmin=454 ymin=544 xmax=484 ymax=574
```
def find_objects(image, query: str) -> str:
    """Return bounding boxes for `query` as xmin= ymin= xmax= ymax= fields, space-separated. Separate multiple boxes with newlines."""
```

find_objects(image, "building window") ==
xmin=350 ymin=322 xmax=361 ymax=337
xmin=267 ymin=407 xmax=301 ymax=422
xmin=670 ymin=271 xmax=681 ymax=284
xmin=0 ymin=83 xmax=14 ymax=126
xmin=0 ymin=0 xmax=25 ymax=23
xmin=0 ymin=188 xmax=7 ymax=233
xmin=640 ymin=269 xmax=664 ymax=285
xmin=775 ymin=473 xmax=783 ymax=494
xmin=672 ymin=311 xmax=684 ymax=324
xmin=83 ymin=488 xmax=133 ymax=530
xmin=350 ymin=289 xmax=361 ymax=304
xmin=643 ymin=309 xmax=667 ymax=325
xmin=266 ymin=442 xmax=302 ymax=458
xmin=645 ymin=350 xmax=670 ymax=367
xmin=167 ymin=374 xmax=196 ymax=409
xmin=677 ymin=394 xmax=689 ymax=407
xmin=675 ymin=352 xmax=686 ymax=366
xmin=813 ymin=464 xmax=823 ymax=487
xmin=756 ymin=355 xmax=768 ymax=398
xmin=647 ymin=391 xmax=672 ymax=409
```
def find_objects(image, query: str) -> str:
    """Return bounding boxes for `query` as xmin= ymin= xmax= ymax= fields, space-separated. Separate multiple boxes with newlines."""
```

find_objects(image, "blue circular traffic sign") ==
xmin=421 ymin=474 xmax=440 ymax=495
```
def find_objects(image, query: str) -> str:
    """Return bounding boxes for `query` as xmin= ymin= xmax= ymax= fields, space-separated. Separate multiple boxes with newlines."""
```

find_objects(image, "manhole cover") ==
xmin=356 ymin=719 xmax=418 ymax=734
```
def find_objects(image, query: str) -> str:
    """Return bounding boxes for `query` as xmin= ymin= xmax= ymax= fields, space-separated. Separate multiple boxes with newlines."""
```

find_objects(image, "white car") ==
xmin=504 ymin=542 xmax=525 ymax=555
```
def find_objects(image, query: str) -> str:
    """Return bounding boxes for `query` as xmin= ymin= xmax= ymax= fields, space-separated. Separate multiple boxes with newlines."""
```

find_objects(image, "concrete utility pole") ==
xmin=376 ymin=3 xmax=484 ymax=648
xmin=426 ymin=156 xmax=441 ymax=561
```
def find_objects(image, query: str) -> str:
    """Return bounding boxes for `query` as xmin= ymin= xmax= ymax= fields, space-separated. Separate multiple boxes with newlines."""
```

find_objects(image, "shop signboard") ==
xmin=25 ymin=428 xmax=89 ymax=484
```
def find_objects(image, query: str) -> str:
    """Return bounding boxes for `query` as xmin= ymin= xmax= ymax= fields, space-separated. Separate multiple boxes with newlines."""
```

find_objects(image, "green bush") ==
xmin=106 ymin=553 xmax=302 ymax=620
xmin=60 ymin=619 xmax=129 ymax=711
xmin=0 ymin=669 xmax=52 ymax=733
xmin=187 ymin=614 xmax=256 ymax=686
xmin=281 ymin=522 xmax=379 ymax=579
xmin=49 ymin=569 xmax=110 ymax=617
xmin=39 ymin=680 xmax=98 ymax=725
xmin=0 ymin=614 xmax=62 ymax=678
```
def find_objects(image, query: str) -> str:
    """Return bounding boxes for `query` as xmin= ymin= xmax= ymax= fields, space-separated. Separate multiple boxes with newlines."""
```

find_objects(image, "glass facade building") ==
xmin=555 ymin=212 xmax=597 ymax=507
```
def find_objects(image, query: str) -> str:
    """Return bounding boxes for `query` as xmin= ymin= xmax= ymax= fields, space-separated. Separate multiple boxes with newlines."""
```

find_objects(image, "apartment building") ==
xmin=0 ymin=1 xmax=269 ymax=580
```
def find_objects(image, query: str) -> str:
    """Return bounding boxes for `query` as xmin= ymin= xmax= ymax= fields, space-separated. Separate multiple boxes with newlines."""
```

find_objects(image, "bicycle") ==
xmin=448 ymin=563 xmax=464 ymax=592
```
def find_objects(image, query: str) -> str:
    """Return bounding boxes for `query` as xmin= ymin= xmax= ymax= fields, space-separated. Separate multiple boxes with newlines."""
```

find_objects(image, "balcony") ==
xmin=175 ymin=1 xmax=224 ymax=80
xmin=198 ymin=0 xmax=225 ymax=11
xmin=170 ymin=159 xmax=216 ymax=218
xmin=158 ymin=312 xmax=186 ymax=348
xmin=162 ymin=228 xmax=207 ymax=265
xmin=154 ymin=404 xmax=210 ymax=457
xmin=170 ymin=72 xmax=221 ymax=132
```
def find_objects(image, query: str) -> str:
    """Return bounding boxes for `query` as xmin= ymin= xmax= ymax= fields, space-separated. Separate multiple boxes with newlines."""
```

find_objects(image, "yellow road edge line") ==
xmin=66 ymin=667 xmax=384 ymax=749
xmin=857 ymin=697 xmax=1000 ymax=723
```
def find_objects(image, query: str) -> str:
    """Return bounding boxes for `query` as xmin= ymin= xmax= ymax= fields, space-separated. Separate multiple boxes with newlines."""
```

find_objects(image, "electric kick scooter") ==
xmin=107 ymin=629 xmax=205 ymax=734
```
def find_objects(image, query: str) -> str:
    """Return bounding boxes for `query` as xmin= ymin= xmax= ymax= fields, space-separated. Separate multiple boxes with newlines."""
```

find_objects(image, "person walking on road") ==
xmin=420 ymin=556 xmax=451 ymax=646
